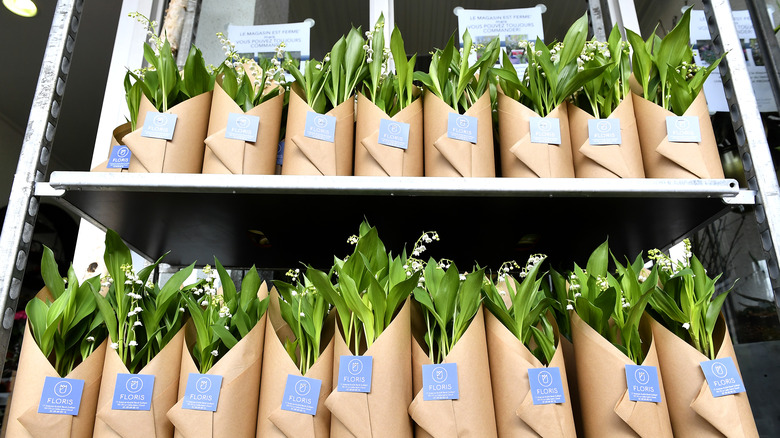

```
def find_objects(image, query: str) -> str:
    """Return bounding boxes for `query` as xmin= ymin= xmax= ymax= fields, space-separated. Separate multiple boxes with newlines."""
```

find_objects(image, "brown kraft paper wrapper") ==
xmin=497 ymin=91 xmax=575 ymax=178
xmin=202 ymin=83 xmax=283 ymax=174
xmin=484 ymin=311 xmax=576 ymax=438
xmin=409 ymin=306 xmax=498 ymax=438
xmin=122 ymin=91 xmax=212 ymax=173
xmin=571 ymin=312 xmax=672 ymax=437
xmin=651 ymin=315 xmax=758 ymax=438
xmin=93 ymin=328 xmax=185 ymax=438
xmin=633 ymin=91 xmax=725 ymax=179
xmin=325 ymin=299 xmax=414 ymax=438
xmin=568 ymin=97 xmax=645 ymax=178
xmin=166 ymin=283 xmax=270 ymax=438
xmin=6 ymin=292 xmax=107 ymax=438
xmin=423 ymin=89 xmax=495 ymax=177
xmin=354 ymin=93 xmax=423 ymax=176
xmin=282 ymin=85 xmax=354 ymax=176
xmin=559 ymin=334 xmax=584 ymax=437
xmin=91 ymin=123 xmax=133 ymax=173
xmin=256 ymin=287 xmax=334 ymax=438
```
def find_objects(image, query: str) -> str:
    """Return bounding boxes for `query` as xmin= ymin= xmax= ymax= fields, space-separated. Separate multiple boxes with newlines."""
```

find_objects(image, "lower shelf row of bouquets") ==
xmin=5 ymin=225 xmax=755 ymax=438
xmin=94 ymin=83 xmax=723 ymax=180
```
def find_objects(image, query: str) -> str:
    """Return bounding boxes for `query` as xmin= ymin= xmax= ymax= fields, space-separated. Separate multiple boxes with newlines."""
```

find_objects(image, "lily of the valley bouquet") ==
xmin=281 ymin=26 xmax=367 ymax=175
xmin=122 ymin=13 xmax=215 ymax=173
xmin=481 ymin=256 xmax=577 ymax=437
xmin=166 ymin=260 xmax=270 ymax=438
xmin=6 ymin=248 xmax=108 ymax=438
xmin=307 ymin=222 xmax=420 ymax=437
xmin=627 ymin=7 xmax=726 ymax=178
xmin=92 ymin=230 xmax=195 ymax=438
xmin=354 ymin=16 xmax=423 ymax=176
xmin=646 ymin=240 xmax=758 ymax=437
xmin=493 ymin=13 xmax=606 ymax=178
xmin=568 ymin=25 xmax=645 ymax=178
xmin=567 ymin=240 xmax=673 ymax=437
xmin=202 ymin=36 xmax=286 ymax=175
xmin=407 ymin=239 xmax=498 ymax=437
xmin=415 ymin=31 xmax=499 ymax=177
xmin=256 ymin=267 xmax=333 ymax=438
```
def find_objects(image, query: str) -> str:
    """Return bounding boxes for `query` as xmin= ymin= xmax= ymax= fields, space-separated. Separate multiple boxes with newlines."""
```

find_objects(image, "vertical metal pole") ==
xmin=744 ymin=0 xmax=780 ymax=111
xmin=0 ymin=0 xmax=82 ymax=374
xmin=703 ymin=0 xmax=780 ymax=316
xmin=589 ymin=0 xmax=608 ymax=41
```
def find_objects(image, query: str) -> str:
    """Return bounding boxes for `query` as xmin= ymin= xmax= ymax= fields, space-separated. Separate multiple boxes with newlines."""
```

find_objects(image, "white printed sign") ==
xmin=228 ymin=21 xmax=312 ymax=64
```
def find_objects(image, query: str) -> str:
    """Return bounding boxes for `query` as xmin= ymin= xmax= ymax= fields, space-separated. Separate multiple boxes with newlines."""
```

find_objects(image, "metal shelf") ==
xmin=36 ymin=172 xmax=750 ymax=269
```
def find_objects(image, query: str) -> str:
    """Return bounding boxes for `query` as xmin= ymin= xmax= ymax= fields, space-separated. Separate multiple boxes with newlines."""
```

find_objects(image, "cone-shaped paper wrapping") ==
xmin=497 ymin=92 xmax=575 ymax=178
xmin=651 ymin=316 xmax=758 ymax=438
xmin=484 ymin=311 xmax=576 ymax=438
xmin=91 ymin=123 xmax=132 ymax=173
xmin=93 ymin=328 xmax=185 ymax=438
xmin=633 ymin=92 xmax=724 ymax=179
xmin=282 ymin=86 xmax=354 ymax=176
xmin=325 ymin=300 xmax=414 ymax=438
xmin=256 ymin=288 xmax=334 ymax=438
xmin=423 ymin=90 xmax=495 ymax=177
xmin=571 ymin=313 xmax=673 ymax=437
xmin=122 ymin=92 xmax=212 ymax=173
xmin=167 ymin=284 xmax=270 ymax=438
xmin=568 ymin=98 xmax=645 ymax=178
xmin=202 ymin=83 xmax=283 ymax=174
xmin=559 ymin=335 xmax=584 ymax=437
xmin=409 ymin=307 xmax=498 ymax=438
xmin=354 ymin=93 xmax=423 ymax=176
xmin=6 ymin=314 xmax=107 ymax=438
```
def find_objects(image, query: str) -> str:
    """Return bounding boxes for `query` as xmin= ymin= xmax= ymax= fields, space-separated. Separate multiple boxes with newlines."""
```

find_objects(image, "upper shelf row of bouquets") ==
xmin=101 ymin=9 xmax=725 ymax=180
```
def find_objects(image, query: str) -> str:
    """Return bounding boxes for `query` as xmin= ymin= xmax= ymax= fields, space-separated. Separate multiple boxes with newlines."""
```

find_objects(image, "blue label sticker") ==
xmin=625 ymin=365 xmax=662 ymax=403
xmin=666 ymin=116 xmax=702 ymax=143
xmin=447 ymin=113 xmax=478 ymax=143
xmin=182 ymin=373 xmax=223 ymax=412
xmin=378 ymin=119 xmax=410 ymax=150
xmin=422 ymin=363 xmax=459 ymax=401
xmin=700 ymin=357 xmax=746 ymax=398
xmin=225 ymin=113 xmax=260 ymax=142
xmin=304 ymin=112 xmax=336 ymax=143
xmin=107 ymin=145 xmax=131 ymax=169
xmin=37 ymin=377 xmax=85 ymax=415
xmin=141 ymin=112 xmax=177 ymax=140
xmin=337 ymin=355 xmax=373 ymax=393
xmin=528 ymin=367 xmax=566 ymax=405
xmin=112 ymin=374 xmax=155 ymax=411
xmin=587 ymin=119 xmax=622 ymax=145
xmin=281 ymin=375 xmax=322 ymax=415
xmin=529 ymin=117 xmax=562 ymax=145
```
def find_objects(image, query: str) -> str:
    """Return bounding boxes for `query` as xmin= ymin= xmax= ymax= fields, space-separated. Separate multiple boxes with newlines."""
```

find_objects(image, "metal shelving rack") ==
xmin=0 ymin=0 xmax=778 ymax=385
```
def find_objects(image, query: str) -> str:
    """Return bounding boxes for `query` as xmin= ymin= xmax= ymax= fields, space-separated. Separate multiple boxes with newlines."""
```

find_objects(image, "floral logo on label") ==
xmin=153 ymin=114 xmax=168 ymax=126
xmin=675 ymin=118 xmax=690 ymax=130
xmin=314 ymin=115 xmax=328 ymax=128
xmin=388 ymin=122 xmax=401 ymax=135
xmin=635 ymin=368 xmax=650 ymax=385
xmin=348 ymin=359 xmax=363 ymax=375
xmin=712 ymin=362 xmax=728 ymax=379
xmin=295 ymin=380 xmax=312 ymax=396
xmin=196 ymin=377 xmax=211 ymax=394
xmin=117 ymin=146 xmax=130 ymax=158
xmin=54 ymin=381 xmax=73 ymax=397
xmin=537 ymin=371 xmax=553 ymax=387
xmin=597 ymin=120 xmax=611 ymax=132
xmin=537 ymin=120 xmax=551 ymax=131
xmin=236 ymin=116 xmax=250 ymax=129
xmin=431 ymin=366 xmax=448 ymax=383
xmin=456 ymin=116 xmax=470 ymax=129
xmin=126 ymin=377 xmax=144 ymax=393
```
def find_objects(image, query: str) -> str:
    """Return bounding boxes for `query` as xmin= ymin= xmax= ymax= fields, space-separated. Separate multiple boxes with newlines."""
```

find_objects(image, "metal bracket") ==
xmin=722 ymin=190 xmax=757 ymax=205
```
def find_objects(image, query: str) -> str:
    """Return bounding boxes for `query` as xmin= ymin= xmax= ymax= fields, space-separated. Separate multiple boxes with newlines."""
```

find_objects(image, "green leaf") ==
xmin=41 ymin=246 xmax=65 ymax=298
xmin=212 ymin=324 xmax=239 ymax=349
xmin=705 ymin=292 xmax=729 ymax=335
xmin=586 ymin=239 xmax=610 ymax=278
xmin=154 ymin=263 xmax=195 ymax=325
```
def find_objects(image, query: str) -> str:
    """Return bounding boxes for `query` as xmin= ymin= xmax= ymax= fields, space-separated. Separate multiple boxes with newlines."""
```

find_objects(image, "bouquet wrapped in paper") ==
xmin=256 ymin=274 xmax=334 ymax=437
xmin=203 ymin=41 xmax=285 ymax=175
xmin=627 ymin=8 xmax=725 ymax=179
xmin=92 ymin=230 xmax=194 ymax=438
xmin=121 ymin=14 xmax=214 ymax=173
xmin=647 ymin=241 xmax=758 ymax=437
xmin=354 ymin=16 xmax=423 ymax=176
xmin=568 ymin=240 xmax=673 ymax=437
xmin=5 ymin=248 xmax=107 ymax=438
xmin=409 ymin=253 xmax=497 ymax=437
xmin=416 ymin=31 xmax=499 ymax=177
xmin=493 ymin=14 xmax=602 ymax=178
xmin=166 ymin=261 xmax=270 ymax=438
xmin=307 ymin=222 xmax=420 ymax=437
xmin=569 ymin=26 xmax=644 ymax=178
xmin=482 ymin=256 xmax=576 ymax=437
xmin=281 ymin=27 xmax=367 ymax=176
xmin=91 ymin=123 xmax=132 ymax=173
